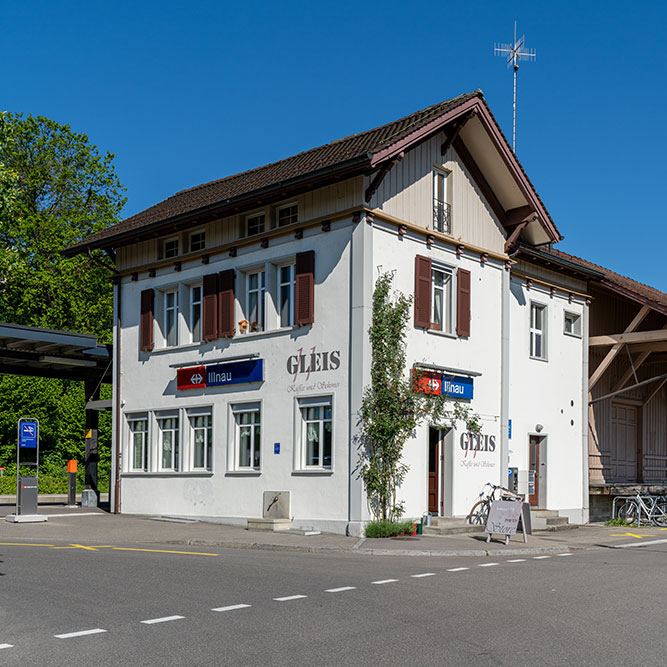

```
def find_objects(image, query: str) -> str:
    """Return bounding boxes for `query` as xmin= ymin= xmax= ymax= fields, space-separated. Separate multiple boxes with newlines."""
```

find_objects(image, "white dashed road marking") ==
xmin=0 ymin=644 xmax=14 ymax=649
xmin=54 ymin=629 xmax=107 ymax=639
xmin=141 ymin=616 xmax=184 ymax=625
xmin=447 ymin=567 xmax=469 ymax=572
xmin=411 ymin=573 xmax=436 ymax=578
xmin=478 ymin=563 xmax=498 ymax=567
xmin=507 ymin=559 xmax=526 ymax=562
xmin=211 ymin=604 xmax=251 ymax=612
xmin=326 ymin=586 xmax=356 ymax=593
xmin=557 ymin=553 xmax=573 ymax=556
xmin=274 ymin=595 xmax=307 ymax=602
xmin=372 ymin=579 xmax=398 ymax=585
xmin=533 ymin=556 xmax=551 ymax=560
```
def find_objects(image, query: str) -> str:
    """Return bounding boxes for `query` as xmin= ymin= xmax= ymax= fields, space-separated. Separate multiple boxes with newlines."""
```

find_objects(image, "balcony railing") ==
xmin=433 ymin=200 xmax=451 ymax=234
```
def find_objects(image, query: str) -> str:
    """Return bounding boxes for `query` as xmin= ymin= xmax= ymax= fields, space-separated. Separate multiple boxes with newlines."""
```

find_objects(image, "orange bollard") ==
xmin=67 ymin=460 xmax=77 ymax=506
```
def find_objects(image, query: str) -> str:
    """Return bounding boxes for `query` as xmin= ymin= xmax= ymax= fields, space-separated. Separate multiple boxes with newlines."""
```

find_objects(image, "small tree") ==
xmin=359 ymin=271 xmax=480 ymax=521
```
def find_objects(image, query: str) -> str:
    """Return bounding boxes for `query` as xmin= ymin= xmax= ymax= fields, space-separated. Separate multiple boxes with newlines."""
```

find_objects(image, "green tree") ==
xmin=0 ymin=112 xmax=124 ymax=474
xmin=359 ymin=272 xmax=480 ymax=521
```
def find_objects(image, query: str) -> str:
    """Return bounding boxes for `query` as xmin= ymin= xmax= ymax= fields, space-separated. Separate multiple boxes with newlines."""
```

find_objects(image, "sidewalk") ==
xmin=1 ymin=502 xmax=660 ymax=557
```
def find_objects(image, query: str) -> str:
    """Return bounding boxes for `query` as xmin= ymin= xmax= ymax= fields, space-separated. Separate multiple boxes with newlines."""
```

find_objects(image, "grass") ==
xmin=604 ymin=517 xmax=632 ymax=526
xmin=364 ymin=519 xmax=416 ymax=538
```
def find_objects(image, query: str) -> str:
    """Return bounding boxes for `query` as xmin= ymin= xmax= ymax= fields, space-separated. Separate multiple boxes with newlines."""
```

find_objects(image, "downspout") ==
xmin=500 ymin=261 xmax=511 ymax=487
xmin=113 ymin=277 xmax=122 ymax=514
xmin=581 ymin=298 xmax=590 ymax=523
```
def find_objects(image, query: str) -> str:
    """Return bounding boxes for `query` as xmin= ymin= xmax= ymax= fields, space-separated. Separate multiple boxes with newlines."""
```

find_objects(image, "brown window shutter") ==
xmin=218 ymin=269 xmax=235 ymax=338
xmin=456 ymin=268 xmax=471 ymax=337
xmin=140 ymin=289 xmax=155 ymax=352
xmin=414 ymin=255 xmax=431 ymax=328
xmin=295 ymin=250 xmax=315 ymax=325
xmin=202 ymin=273 xmax=219 ymax=341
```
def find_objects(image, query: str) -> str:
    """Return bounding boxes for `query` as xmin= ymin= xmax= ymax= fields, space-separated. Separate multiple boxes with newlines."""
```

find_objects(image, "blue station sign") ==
xmin=414 ymin=370 xmax=474 ymax=400
xmin=177 ymin=359 xmax=264 ymax=390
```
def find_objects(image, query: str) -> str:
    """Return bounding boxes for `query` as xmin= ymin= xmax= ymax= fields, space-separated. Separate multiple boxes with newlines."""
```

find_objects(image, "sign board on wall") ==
xmin=177 ymin=359 xmax=264 ymax=390
xmin=413 ymin=369 xmax=474 ymax=400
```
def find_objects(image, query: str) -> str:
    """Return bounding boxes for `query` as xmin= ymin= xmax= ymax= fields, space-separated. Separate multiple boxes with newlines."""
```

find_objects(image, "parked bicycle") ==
xmin=615 ymin=493 xmax=667 ymax=527
xmin=467 ymin=482 xmax=522 ymax=525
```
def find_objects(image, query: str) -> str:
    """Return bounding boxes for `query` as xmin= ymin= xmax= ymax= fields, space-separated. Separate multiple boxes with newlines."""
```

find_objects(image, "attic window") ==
xmin=164 ymin=238 xmax=179 ymax=259
xmin=433 ymin=170 xmax=451 ymax=234
xmin=189 ymin=231 xmax=206 ymax=252
xmin=246 ymin=212 xmax=265 ymax=236
xmin=277 ymin=203 xmax=298 ymax=227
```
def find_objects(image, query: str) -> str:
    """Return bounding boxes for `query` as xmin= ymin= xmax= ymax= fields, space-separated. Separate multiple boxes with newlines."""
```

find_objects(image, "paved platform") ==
xmin=1 ymin=501 xmax=664 ymax=557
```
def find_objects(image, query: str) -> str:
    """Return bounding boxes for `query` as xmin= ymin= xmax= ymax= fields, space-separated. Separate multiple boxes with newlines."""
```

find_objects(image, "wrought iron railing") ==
xmin=433 ymin=200 xmax=451 ymax=234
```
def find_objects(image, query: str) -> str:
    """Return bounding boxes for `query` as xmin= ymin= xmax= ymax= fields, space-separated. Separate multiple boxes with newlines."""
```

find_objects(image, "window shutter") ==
xmin=218 ymin=269 xmax=235 ymax=338
xmin=414 ymin=255 xmax=431 ymax=328
xmin=202 ymin=273 xmax=219 ymax=341
xmin=140 ymin=289 xmax=155 ymax=352
xmin=295 ymin=250 xmax=315 ymax=325
xmin=456 ymin=268 xmax=471 ymax=337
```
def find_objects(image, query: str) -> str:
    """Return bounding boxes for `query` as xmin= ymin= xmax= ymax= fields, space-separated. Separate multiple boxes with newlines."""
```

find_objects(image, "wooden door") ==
xmin=428 ymin=430 xmax=439 ymax=514
xmin=529 ymin=436 xmax=540 ymax=507
xmin=611 ymin=403 xmax=639 ymax=481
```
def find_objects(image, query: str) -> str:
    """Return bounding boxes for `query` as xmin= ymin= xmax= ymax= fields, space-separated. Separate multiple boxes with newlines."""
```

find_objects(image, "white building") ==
xmin=68 ymin=90 xmax=591 ymax=534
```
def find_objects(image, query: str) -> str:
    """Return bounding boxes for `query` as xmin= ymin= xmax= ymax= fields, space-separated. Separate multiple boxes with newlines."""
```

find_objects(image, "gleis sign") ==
xmin=177 ymin=359 xmax=264 ymax=390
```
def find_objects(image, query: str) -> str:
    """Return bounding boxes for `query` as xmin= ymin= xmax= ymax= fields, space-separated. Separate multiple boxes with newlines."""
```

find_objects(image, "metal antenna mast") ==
xmin=494 ymin=22 xmax=536 ymax=153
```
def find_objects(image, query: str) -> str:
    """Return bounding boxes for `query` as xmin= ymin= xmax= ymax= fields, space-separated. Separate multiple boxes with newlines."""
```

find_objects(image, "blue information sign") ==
xmin=274 ymin=443 xmax=280 ymax=454
xmin=441 ymin=375 xmax=474 ymax=400
xmin=19 ymin=421 xmax=38 ymax=448
xmin=206 ymin=359 xmax=264 ymax=387
xmin=508 ymin=419 xmax=512 ymax=439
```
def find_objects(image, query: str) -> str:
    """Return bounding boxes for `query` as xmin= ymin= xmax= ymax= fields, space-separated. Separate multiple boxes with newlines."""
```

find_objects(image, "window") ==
xmin=233 ymin=405 xmax=261 ymax=469
xmin=190 ymin=412 xmax=212 ymax=470
xmin=190 ymin=284 xmax=202 ymax=342
xmin=246 ymin=212 xmax=265 ymax=236
xmin=564 ymin=311 xmax=582 ymax=337
xmin=530 ymin=303 xmax=547 ymax=359
xmin=279 ymin=264 xmax=296 ymax=327
xmin=277 ymin=203 xmax=298 ymax=227
xmin=431 ymin=265 xmax=453 ymax=333
xmin=433 ymin=170 xmax=451 ymax=234
xmin=164 ymin=289 xmax=179 ymax=346
xmin=246 ymin=270 xmax=266 ymax=332
xmin=189 ymin=231 xmax=206 ymax=252
xmin=158 ymin=415 xmax=180 ymax=471
xmin=164 ymin=237 xmax=179 ymax=258
xmin=299 ymin=398 xmax=332 ymax=469
xmin=128 ymin=417 xmax=148 ymax=471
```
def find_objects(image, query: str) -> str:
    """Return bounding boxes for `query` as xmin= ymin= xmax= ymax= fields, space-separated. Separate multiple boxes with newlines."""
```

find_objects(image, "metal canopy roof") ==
xmin=0 ymin=322 xmax=112 ymax=383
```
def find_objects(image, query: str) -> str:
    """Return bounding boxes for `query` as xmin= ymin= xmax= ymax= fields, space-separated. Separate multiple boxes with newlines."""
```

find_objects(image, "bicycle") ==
xmin=467 ymin=482 xmax=522 ymax=525
xmin=616 ymin=493 xmax=667 ymax=527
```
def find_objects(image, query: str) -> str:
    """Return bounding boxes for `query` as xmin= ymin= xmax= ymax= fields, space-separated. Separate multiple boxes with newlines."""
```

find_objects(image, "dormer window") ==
xmin=246 ymin=212 xmax=265 ymax=236
xmin=189 ymin=230 xmax=206 ymax=252
xmin=433 ymin=169 xmax=451 ymax=234
xmin=276 ymin=203 xmax=298 ymax=227
xmin=164 ymin=237 xmax=179 ymax=258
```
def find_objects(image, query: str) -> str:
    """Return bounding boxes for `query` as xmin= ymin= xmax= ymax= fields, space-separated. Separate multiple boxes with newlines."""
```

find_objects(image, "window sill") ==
xmin=225 ymin=470 xmax=262 ymax=477
xmin=563 ymin=331 xmax=582 ymax=339
xmin=121 ymin=471 xmax=213 ymax=477
xmin=151 ymin=342 xmax=202 ymax=354
xmin=427 ymin=328 xmax=457 ymax=339
xmin=529 ymin=355 xmax=549 ymax=363
xmin=292 ymin=469 xmax=333 ymax=476
xmin=235 ymin=325 xmax=300 ymax=340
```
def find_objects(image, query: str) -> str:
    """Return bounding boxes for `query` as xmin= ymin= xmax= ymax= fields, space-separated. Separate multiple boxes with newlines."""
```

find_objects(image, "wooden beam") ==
xmin=589 ymin=305 xmax=650 ymax=390
xmin=590 ymin=372 xmax=667 ymax=405
xmin=364 ymin=153 xmax=403 ymax=203
xmin=589 ymin=329 xmax=667 ymax=347
xmin=504 ymin=220 xmax=529 ymax=253
xmin=440 ymin=113 xmax=474 ymax=157
xmin=644 ymin=377 xmax=667 ymax=406
xmin=505 ymin=205 xmax=536 ymax=227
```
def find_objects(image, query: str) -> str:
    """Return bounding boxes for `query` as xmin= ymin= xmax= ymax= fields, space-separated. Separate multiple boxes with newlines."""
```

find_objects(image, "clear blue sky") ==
xmin=3 ymin=1 xmax=665 ymax=290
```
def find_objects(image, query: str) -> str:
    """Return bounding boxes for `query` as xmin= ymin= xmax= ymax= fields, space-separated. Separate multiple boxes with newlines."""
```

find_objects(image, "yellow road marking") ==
xmin=611 ymin=532 xmax=656 ymax=539
xmin=0 ymin=542 xmax=55 ymax=547
xmin=51 ymin=543 xmax=112 ymax=551
xmin=112 ymin=547 xmax=218 ymax=557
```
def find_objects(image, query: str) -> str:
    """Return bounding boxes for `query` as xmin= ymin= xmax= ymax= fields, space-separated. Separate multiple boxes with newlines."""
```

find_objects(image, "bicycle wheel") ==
xmin=468 ymin=500 xmax=490 ymax=526
xmin=653 ymin=502 xmax=667 ymax=527
xmin=617 ymin=500 xmax=638 ymax=525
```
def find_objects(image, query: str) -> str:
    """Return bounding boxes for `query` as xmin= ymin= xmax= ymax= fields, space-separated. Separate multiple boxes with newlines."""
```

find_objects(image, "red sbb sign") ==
xmin=177 ymin=366 xmax=206 ymax=390
xmin=413 ymin=371 xmax=441 ymax=395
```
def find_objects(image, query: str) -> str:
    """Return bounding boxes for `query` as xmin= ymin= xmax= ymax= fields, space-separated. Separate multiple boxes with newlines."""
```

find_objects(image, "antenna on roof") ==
xmin=494 ymin=21 xmax=536 ymax=153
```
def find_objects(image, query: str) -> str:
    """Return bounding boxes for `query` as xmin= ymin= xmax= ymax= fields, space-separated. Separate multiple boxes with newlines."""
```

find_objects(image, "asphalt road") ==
xmin=0 ymin=539 xmax=666 ymax=666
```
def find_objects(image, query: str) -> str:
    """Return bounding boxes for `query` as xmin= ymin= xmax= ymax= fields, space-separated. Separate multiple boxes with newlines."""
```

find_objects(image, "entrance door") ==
xmin=428 ymin=429 xmax=440 ymax=514
xmin=611 ymin=402 xmax=640 ymax=481
xmin=529 ymin=436 xmax=541 ymax=507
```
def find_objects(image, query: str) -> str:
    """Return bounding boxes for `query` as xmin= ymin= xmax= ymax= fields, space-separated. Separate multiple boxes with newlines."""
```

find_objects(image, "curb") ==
xmin=158 ymin=538 xmax=583 ymax=558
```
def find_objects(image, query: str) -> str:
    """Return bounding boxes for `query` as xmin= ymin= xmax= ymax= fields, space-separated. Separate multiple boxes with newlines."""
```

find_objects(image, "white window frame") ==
xmin=278 ymin=262 xmax=296 ymax=328
xmin=163 ymin=237 xmax=179 ymax=259
xmin=188 ymin=409 xmax=213 ymax=471
xmin=157 ymin=413 xmax=180 ymax=472
xmin=189 ymin=230 xmax=206 ymax=253
xmin=230 ymin=403 xmax=262 ymax=471
xmin=276 ymin=202 xmax=298 ymax=228
xmin=295 ymin=396 xmax=333 ymax=471
xmin=430 ymin=263 xmax=454 ymax=334
xmin=530 ymin=302 xmax=547 ymax=360
xmin=164 ymin=288 xmax=179 ymax=347
xmin=245 ymin=211 xmax=265 ymax=237
xmin=563 ymin=311 xmax=582 ymax=338
xmin=127 ymin=414 xmax=149 ymax=472
xmin=245 ymin=269 xmax=266 ymax=333
xmin=433 ymin=169 xmax=451 ymax=234
xmin=189 ymin=283 xmax=203 ymax=343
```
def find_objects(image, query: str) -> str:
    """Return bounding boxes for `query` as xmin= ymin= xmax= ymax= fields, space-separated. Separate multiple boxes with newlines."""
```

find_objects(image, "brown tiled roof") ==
xmin=548 ymin=248 xmax=667 ymax=311
xmin=67 ymin=91 xmax=482 ymax=253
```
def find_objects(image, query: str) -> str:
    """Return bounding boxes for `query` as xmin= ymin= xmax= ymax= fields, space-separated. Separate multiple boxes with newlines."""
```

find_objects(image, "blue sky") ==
xmin=3 ymin=1 xmax=666 ymax=290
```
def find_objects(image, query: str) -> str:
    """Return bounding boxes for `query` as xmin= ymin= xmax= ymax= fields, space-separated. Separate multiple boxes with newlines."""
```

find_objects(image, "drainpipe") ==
xmin=500 ymin=261 xmax=511 ymax=487
xmin=581 ymin=299 xmax=590 ymax=523
xmin=113 ymin=277 xmax=122 ymax=514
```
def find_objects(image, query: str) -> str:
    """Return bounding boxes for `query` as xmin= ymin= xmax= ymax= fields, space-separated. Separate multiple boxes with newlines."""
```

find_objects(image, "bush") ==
xmin=364 ymin=519 xmax=416 ymax=538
